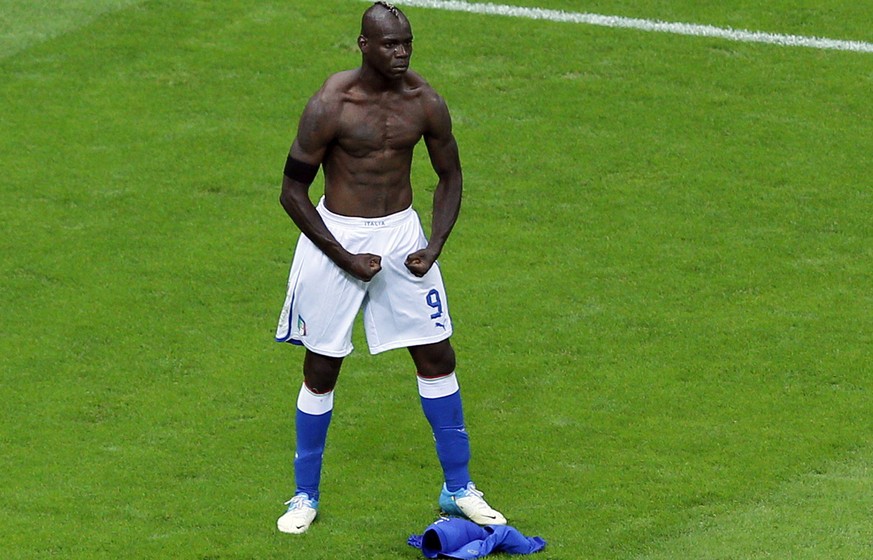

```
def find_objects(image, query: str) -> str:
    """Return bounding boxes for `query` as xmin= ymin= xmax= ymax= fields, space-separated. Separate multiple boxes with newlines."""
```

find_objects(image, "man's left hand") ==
xmin=404 ymin=249 xmax=437 ymax=277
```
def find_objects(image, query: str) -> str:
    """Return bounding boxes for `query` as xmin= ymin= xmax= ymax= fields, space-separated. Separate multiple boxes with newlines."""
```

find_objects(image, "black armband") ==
xmin=284 ymin=156 xmax=319 ymax=185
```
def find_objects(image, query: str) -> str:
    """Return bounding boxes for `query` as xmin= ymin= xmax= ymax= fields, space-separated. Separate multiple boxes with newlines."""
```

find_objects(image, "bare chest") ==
xmin=336 ymin=97 xmax=425 ymax=157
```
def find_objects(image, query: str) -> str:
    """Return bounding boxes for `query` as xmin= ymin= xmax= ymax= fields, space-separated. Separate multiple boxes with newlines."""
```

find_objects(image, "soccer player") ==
xmin=273 ymin=2 xmax=506 ymax=535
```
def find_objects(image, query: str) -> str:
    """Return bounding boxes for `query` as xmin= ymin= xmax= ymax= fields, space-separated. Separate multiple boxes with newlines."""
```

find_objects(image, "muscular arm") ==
xmin=405 ymin=93 xmax=462 ymax=277
xmin=279 ymin=88 xmax=382 ymax=281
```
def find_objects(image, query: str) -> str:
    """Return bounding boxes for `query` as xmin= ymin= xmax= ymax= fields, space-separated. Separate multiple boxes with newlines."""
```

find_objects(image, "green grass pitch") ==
xmin=2 ymin=1 xmax=871 ymax=558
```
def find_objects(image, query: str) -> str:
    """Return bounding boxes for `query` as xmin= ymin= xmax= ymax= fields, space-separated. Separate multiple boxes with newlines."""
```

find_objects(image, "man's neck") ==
xmin=357 ymin=65 xmax=404 ymax=93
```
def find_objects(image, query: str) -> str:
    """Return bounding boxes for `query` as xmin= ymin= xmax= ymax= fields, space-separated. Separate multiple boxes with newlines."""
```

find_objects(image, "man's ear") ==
xmin=357 ymin=35 xmax=368 ymax=52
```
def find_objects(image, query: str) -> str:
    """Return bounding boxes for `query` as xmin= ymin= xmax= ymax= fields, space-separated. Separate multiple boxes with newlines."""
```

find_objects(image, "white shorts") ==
xmin=275 ymin=198 xmax=453 ymax=357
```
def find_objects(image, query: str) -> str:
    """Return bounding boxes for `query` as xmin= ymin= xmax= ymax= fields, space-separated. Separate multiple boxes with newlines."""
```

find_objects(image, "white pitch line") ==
xmin=388 ymin=0 xmax=873 ymax=54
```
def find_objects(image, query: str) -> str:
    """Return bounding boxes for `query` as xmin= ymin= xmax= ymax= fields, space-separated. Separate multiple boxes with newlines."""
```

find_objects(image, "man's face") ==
xmin=360 ymin=17 xmax=413 ymax=78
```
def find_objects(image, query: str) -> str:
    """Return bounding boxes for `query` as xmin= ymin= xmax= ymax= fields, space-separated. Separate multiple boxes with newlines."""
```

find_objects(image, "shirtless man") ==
xmin=274 ymin=2 xmax=506 ymax=534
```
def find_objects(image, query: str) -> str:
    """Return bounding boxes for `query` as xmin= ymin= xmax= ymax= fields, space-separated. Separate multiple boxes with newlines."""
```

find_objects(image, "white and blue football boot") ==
xmin=277 ymin=493 xmax=318 ymax=534
xmin=439 ymin=482 xmax=506 ymax=526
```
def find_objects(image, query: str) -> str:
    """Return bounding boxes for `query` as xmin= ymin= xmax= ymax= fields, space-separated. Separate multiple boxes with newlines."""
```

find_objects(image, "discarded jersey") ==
xmin=408 ymin=518 xmax=546 ymax=559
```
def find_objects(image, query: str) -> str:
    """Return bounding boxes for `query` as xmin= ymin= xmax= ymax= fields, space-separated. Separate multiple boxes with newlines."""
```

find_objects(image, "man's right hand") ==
xmin=346 ymin=253 xmax=382 ymax=282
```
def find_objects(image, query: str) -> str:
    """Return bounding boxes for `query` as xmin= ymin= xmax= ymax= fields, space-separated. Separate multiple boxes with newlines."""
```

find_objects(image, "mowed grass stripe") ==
xmin=0 ymin=0 xmax=147 ymax=60
xmin=635 ymin=445 xmax=873 ymax=560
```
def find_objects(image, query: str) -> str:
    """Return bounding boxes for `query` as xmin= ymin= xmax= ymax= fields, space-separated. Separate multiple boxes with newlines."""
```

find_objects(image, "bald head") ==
xmin=361 ymin=2 xmax=409 ymax=38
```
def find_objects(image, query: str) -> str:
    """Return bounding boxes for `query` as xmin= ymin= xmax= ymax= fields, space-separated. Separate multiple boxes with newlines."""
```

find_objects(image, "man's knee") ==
xmin=410 ymin=340 xmax=456 ymax=377
xmin=303 ymin=351 xmax=343 ymax=393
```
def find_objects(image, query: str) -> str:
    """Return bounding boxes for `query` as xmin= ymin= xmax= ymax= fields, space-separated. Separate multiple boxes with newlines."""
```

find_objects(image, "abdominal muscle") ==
xmin=322 ymin=145 xmax=417 ymax=218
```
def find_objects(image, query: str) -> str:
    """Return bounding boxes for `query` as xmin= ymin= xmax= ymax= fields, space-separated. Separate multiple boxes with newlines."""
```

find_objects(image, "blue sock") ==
xmin=418 ymin=373 xmax=471 ymax=492
xmin=294 ymin=384 xmax=334 ymax=502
